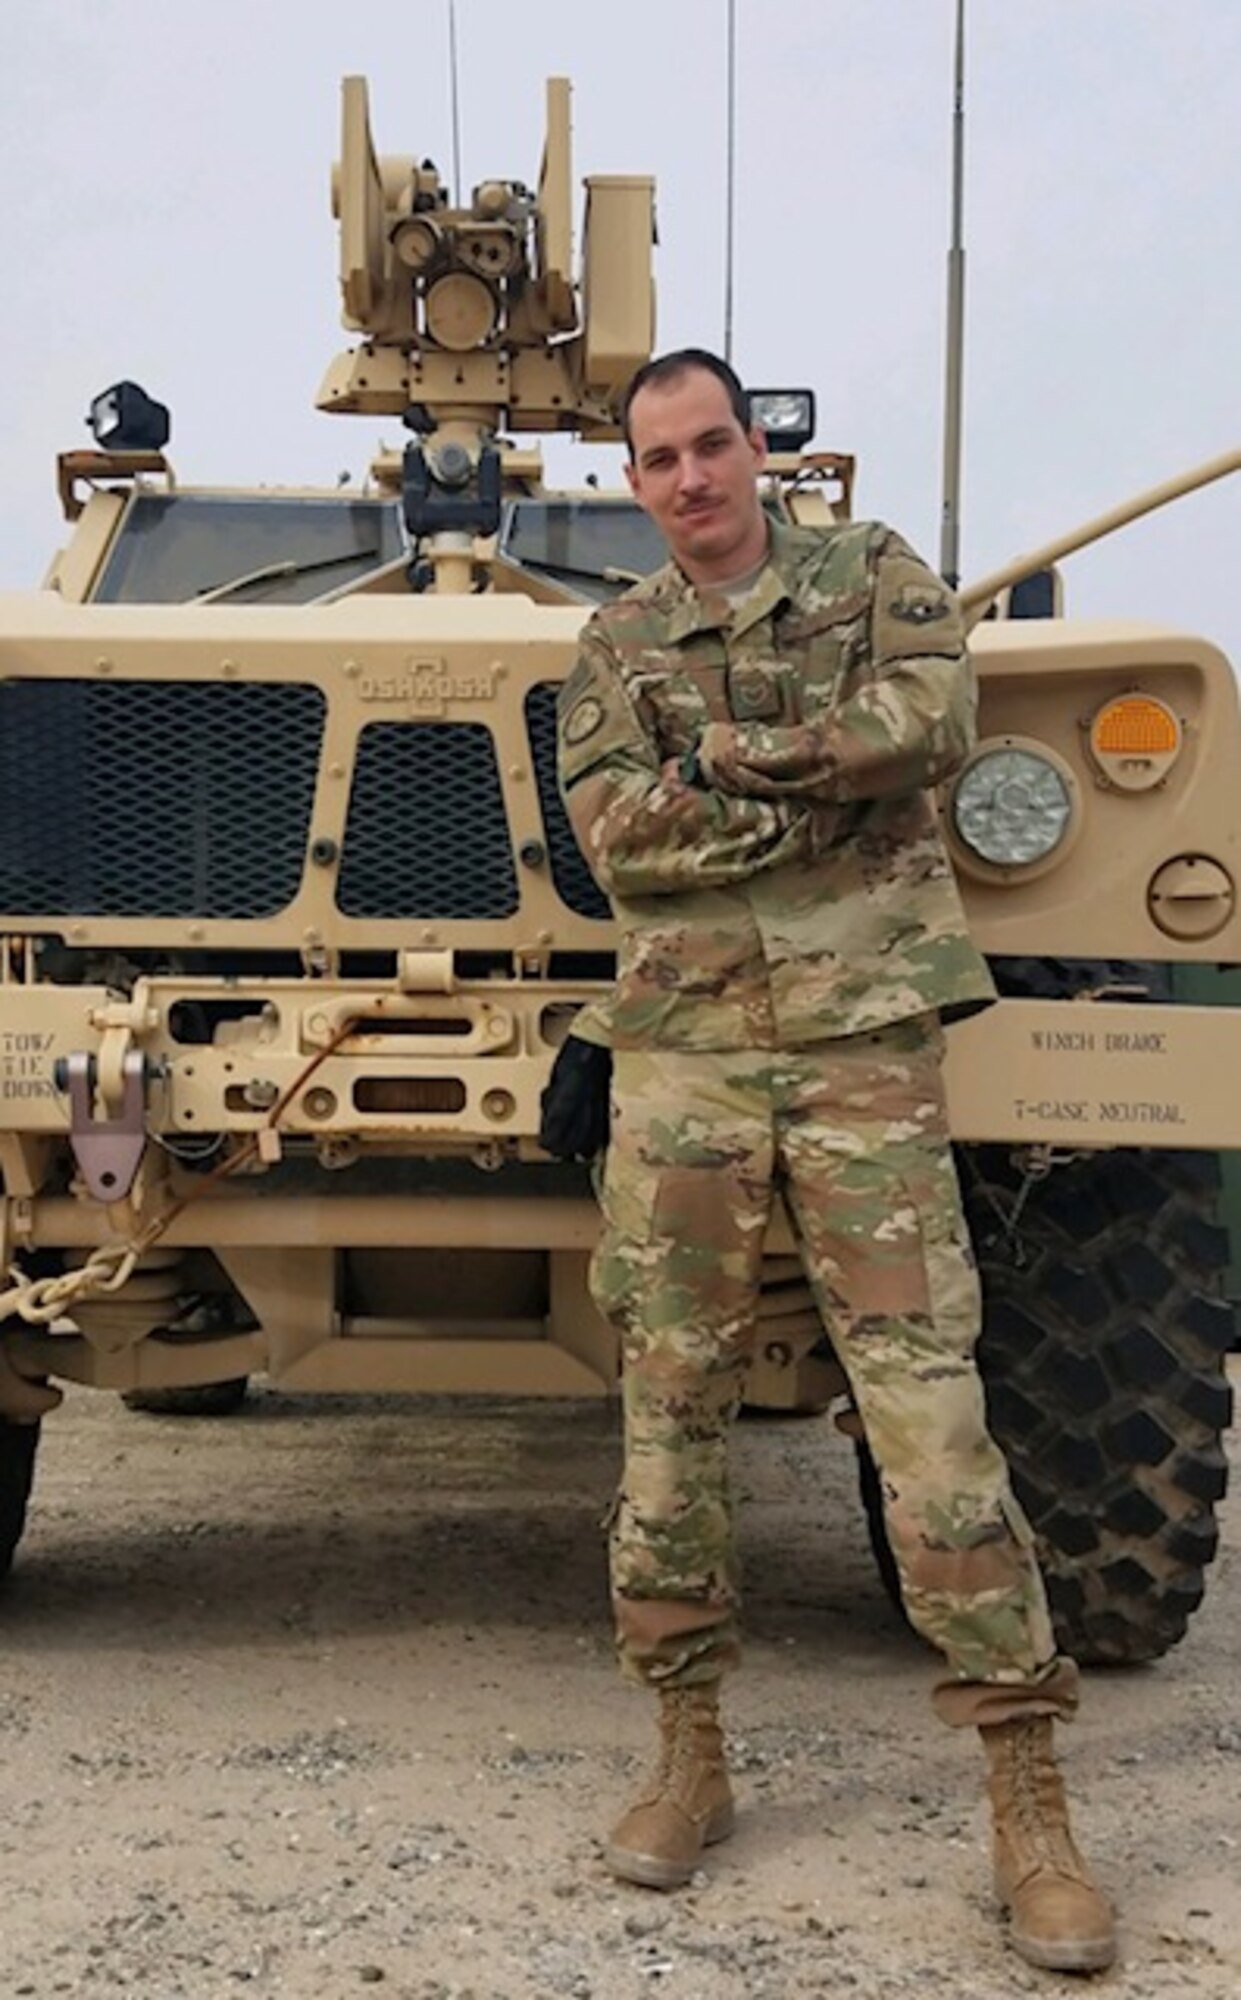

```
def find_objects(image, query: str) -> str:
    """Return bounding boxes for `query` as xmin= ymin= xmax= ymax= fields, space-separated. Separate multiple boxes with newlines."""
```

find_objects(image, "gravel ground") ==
xmin=0 ymin=1371 xmax=1237 ymax=1999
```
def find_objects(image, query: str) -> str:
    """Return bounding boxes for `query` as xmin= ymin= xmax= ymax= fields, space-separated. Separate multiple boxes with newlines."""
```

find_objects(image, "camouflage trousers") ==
xmin=591 ymin=1015 xmax=1077 ymax=1727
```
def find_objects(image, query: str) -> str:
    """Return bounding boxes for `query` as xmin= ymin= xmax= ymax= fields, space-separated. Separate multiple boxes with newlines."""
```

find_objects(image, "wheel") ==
xmin=963 ymin=1145 xmax=1234 ymax=1665
xmin=853 ymin=959 xmax=1234 ymax=1663
xmin=0 ymin=1417 xmax=40 ymax=1579
xmin=852 ymin=1147 xmax=1234 ymax=1665
xmin=122 ymin=1377 xmax=250 ymax=1417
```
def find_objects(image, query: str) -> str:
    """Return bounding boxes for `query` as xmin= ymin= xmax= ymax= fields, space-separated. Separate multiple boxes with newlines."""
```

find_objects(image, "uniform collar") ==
xmin=641 ymin=517 xmax=810 ymax=643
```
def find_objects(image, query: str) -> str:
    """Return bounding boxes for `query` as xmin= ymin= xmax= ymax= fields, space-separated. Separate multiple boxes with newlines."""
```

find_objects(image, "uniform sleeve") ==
xmin=557 ymin=624 xmax=812 ymax=897
xmin=696 ymin=530 xmax=977 ymax=804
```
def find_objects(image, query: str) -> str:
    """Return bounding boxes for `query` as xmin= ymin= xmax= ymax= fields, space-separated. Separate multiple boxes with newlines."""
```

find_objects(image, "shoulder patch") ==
xmin=562 ymin=695 xmax=605 ymax=745
xmin=887 ymin=581 xmax=951 ymax=626
xmin=872 ymin=548 xmax=964 ymax=663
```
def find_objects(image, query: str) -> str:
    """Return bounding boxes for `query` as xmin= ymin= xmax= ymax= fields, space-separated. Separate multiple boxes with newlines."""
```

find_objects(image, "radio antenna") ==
xmin=723 ymin=0 xmax=737 ymax=362
xmin=939 ymin=0 xmax=967 ymax=586
xmin=448 ymin=0 xmax=463 ymax=204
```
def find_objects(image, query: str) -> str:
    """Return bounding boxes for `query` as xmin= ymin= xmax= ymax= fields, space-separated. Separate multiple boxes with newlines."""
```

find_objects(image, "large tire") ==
xmin=854 ymin=960 xmax=1234 ymax=1662
xmin=0 ymin=1418 xmax=40 ymax=1579
xmin=122 ymin=1378 xmax=250 ymax=1417
xmin=853 ymin=1147 xmax=1234 ymax=1665
xmin=963 ymin=1145 xmax=1234 ymax=1665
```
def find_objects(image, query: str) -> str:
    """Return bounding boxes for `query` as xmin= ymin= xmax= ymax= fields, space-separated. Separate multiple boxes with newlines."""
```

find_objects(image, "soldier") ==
xmin=554 ymin=348 xmax=1117 ymax=1974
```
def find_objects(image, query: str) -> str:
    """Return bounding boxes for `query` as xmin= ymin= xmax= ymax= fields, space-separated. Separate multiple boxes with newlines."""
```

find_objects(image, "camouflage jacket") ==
xmin=556 ymin=516 xmax=996 ymax=1051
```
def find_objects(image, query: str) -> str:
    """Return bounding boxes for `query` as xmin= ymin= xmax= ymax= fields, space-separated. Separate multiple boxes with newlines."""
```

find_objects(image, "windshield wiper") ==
xmin=195 ymin=545 xmax=383 ymax=603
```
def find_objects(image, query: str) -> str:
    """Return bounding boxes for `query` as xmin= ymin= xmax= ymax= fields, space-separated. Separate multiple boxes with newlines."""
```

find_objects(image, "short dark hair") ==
xmin=619 ymin=347 xmax=750 ymax=458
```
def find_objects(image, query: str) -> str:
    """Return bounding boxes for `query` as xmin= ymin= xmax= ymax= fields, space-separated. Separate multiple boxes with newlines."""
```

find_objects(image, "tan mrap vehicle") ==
xmin=0 ymin=77 xmax=1234 ymax=1672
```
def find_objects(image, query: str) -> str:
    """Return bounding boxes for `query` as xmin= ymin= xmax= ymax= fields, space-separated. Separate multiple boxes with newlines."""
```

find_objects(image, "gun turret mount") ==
xmin=317 ymin=76 xmax=654 ymax=448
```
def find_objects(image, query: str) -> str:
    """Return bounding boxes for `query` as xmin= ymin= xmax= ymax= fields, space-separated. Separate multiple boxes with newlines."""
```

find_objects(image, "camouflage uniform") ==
xmin=557 ymin=518 xmax=1076 ymax=1726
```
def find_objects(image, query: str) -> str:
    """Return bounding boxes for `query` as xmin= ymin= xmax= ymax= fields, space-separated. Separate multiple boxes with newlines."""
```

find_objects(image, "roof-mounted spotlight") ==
xmin=87 ymin=380 xmax=171 ymax=453
xmin=749 ymin=388 xmax=816 ymax=453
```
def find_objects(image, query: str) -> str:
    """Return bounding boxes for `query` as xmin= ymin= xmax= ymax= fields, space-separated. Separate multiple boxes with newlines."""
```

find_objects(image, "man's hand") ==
xmin=661 ymin=753 xmax=703 ymax=790
xmin=696 ymin=723 xmax=740 ymax=789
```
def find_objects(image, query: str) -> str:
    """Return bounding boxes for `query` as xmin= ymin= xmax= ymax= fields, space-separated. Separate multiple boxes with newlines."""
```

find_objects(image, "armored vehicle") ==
xmin=0 ymin=78 xmax=1233 ymax=1668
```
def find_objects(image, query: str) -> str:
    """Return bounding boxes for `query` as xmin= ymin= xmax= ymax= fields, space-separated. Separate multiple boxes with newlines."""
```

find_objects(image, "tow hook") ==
xmin=52 ymin=1052 xmax=164 ymax=1202
xmin=990 ymin=1143 xmax=1085 ymax=1267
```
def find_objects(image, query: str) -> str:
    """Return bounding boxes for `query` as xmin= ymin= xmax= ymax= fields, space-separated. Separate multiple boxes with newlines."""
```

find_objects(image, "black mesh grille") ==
xmin=0 ymin=680 xmax=324 ymax=917
xmin=337 ymin=722 xmax=518 ymax=918
xmin=525 ymin=684 xmax=611 ymax=922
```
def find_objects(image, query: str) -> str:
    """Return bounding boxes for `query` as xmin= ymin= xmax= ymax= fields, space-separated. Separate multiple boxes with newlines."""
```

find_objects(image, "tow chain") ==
xmin=1 ymin=1232 xmax=161 ymax=1328
xmin=0 ymin=1014 xmax=361 ymax=1327
xmin=977 ymin=1143 xmax=1086 ymax=1268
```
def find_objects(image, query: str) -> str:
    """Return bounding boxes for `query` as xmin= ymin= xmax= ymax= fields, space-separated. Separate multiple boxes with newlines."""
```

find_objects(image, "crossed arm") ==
xmin=556 ymin=538 xmax=975 ymax=898
xmin=556 ymin=631 xmax=811 ymax=898
xmin=696 ymin=541 xmax=977 ymax=805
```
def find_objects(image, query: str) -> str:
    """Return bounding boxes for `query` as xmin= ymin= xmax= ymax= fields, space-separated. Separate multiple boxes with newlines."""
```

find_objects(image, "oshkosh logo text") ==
xmin=357 ymin=662 xmax=499 ymax=715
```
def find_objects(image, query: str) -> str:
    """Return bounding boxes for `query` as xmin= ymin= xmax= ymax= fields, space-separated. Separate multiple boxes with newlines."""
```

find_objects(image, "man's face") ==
xmin=625 ymin=367 xmax=768 ymax=584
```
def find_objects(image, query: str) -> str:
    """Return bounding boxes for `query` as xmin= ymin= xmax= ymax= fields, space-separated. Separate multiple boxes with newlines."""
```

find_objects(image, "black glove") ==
xmin=538 ymin=1036 xmax=613 ymax=1161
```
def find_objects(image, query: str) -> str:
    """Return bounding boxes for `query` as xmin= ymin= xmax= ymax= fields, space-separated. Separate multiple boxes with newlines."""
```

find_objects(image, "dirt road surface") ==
xmin=1 ymin=1375 xmax=1237 ymax=2000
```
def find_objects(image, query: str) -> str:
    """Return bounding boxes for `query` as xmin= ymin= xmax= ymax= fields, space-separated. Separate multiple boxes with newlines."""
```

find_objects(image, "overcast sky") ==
xmin=2 ymin=1 xmax=1239 ymax=662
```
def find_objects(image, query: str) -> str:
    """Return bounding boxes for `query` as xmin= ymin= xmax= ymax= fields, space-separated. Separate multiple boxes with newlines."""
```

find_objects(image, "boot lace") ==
xmin=658 ymin=1691 xmax=719 ymax=1805
xmin=1009 ymin=1724 xmax=1083 ymax=1879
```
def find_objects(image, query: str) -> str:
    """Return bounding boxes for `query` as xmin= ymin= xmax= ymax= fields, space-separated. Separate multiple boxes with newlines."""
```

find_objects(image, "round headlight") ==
xmin=952 ymin=747 xmax=1073 ymax=867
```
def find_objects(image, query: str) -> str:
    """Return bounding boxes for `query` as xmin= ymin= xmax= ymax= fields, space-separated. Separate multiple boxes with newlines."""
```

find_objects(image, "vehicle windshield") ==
xmin=93 ymin=492 xmax=407 ymax=605
xmin=499 ymin=499 xmax=666 ymax=603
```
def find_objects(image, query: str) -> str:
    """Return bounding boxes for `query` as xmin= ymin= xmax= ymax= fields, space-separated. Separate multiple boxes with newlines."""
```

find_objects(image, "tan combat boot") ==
xmin=605 ymin=1685 xmax=735 ymax=1889
xmin=981 ymin=1715 xmax=1117 ymax=1972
